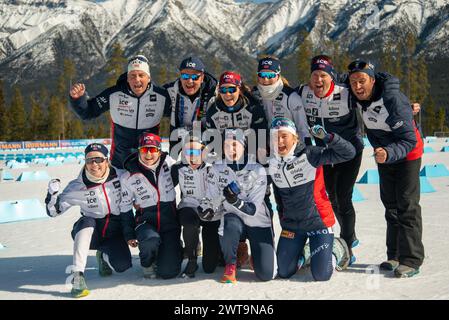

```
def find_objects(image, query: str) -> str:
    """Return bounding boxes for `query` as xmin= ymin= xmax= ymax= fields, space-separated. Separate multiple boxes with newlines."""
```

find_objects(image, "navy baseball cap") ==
xmin=348 ymin=59 xmax=375 ymax=78
xmin=85 ymin=143 xmax=108 ymax=157
xmin=258 ymin=57 xmax=281 ymax=73
xmin=179 ymin=56 xmax=205 ymax=72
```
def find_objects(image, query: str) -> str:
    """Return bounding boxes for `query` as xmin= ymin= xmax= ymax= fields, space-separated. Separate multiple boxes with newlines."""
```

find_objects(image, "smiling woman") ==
xmin=44 ymin=142 xmax=132 ymax=298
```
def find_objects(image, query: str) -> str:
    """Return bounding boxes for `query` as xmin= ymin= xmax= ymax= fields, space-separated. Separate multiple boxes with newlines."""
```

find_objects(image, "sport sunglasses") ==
xmin=181 ymin=73 xmax=202 ymax=81
xmin=184 ymin=149 xmax=202 ymax=156
xmin=85 ymin=157 xmax=108 ymax=165
xmin=219 ymin=86 xmax=238 ymax=94
xmin=257 ymin=71 xmax=279 ymax=79
xmin=139 ymin=146 xmax=161 ymax=154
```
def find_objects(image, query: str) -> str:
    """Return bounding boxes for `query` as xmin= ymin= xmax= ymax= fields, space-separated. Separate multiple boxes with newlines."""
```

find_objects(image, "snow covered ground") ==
xmin=1 ymin=140 xmax=449 ymax=300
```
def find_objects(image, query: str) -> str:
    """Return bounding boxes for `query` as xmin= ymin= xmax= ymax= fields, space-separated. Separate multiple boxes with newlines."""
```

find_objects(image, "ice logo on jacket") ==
xmin=236 ymin=170 xmax=258 ymax=192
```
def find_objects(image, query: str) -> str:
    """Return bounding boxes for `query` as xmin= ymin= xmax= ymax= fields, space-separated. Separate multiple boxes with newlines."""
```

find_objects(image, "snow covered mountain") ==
xmin=0 ymin=0 xmax=448 ymax=91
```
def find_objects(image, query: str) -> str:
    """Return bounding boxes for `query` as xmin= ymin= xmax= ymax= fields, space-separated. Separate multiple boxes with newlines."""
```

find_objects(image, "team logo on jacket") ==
xmin=276 ymin=94 xmax=283 ymax=101
xmin=333 ymin=93 xmax=341 ymax=100
xmin=286 ymin=163 xmax=294 ymax=170
xmin=392 ymin=121 xmax=404 ymax=130
xmin=312 ymin=108 xmax=319 ymax=116
xmin=281 ymin=230 xmax=295 ymax=239
xmin=373 ymin=106 xmax=382 ymax=113
xmin=236 ymin=114 xmax=243 ymax=121
xmin=150 ymin=94 xmax=157 ymax=102
xmin=113 ymin=181 xmax=121 ymax=189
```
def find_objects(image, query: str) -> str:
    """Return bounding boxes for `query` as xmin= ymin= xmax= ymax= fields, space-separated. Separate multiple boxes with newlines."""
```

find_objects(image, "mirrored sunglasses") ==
xmin=219 ymin=86 xmax=238 ymax=94
xmin=181 ymin=73 xmax=201 ymax=81
xmin=257 ymin=71 xmax=279 ymax=79
xmin=85 ymin=157 xmax=108 ymax=165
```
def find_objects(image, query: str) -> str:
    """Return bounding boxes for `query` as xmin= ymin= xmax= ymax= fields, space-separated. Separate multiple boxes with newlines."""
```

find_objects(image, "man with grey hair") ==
xmin=69 ymin=55 xmax=171 ymax=169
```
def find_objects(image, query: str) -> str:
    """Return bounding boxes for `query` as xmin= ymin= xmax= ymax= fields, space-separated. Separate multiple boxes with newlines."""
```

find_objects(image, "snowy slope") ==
xmin=1 ymin=140 xmax=449 ymax=299
xmin=0 ymin=0 xmax=448 ymax=86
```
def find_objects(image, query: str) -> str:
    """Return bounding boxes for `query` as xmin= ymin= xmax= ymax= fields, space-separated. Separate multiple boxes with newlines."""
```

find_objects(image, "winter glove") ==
xmin=309 ymin=125 xmax=334 ymax=142
xmin=48 ymin=179 xmax=61 ymax=195
xmin=309 ymin=125 xmax=327 ymax=140
xmin=198 ymin=198 xmax=215 ymax=221
xmin=223 ymin=181 xmax=241 ymax=205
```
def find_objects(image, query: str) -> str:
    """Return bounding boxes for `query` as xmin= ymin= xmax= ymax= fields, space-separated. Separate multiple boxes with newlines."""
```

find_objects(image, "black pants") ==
xmin=135 ymin=222 xmax=183 ymax=279
xmin=71 ymin=216 xmax=132 ymax=273
xmin=323 ymin=152 xmax=363 ymax=247
xmin=378 ymin=158 xmax=424 ymax=269
xmin=178 ymin=207 xmax=221 ymax=273
xmin=220 ymin=214 xmax=276 ymax=281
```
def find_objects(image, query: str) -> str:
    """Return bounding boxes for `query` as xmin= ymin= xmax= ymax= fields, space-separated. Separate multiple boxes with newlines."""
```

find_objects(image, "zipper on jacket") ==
xmin=135 ymin=96 xmax=141 ymax=129
xmin=101 ymin=183 xmax=112 ymax=238
xmin=282 ymin=161 xmax=293 ymax=188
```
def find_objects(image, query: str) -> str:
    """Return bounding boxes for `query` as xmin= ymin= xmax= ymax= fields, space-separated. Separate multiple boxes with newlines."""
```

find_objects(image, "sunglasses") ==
xmin=85 ymin=157 xmax=108 ymax=165
xmin=348 ymin=60 xmax=374 ymax=73
xmin=181 ymin=73 xmax=202 ymax=81
xmin=139 ymin=146 xmax=161 ymax=154
xmin=258 ymin=71 xmax=279 ymax=79
xmin=219 ymin=86 xmax=238 ymax=94
xmin=184 ymin=149 xmax=202 ymax=156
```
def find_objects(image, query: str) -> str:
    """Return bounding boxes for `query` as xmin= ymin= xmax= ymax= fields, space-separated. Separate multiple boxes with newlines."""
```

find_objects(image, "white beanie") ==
xmin=127 ymin=55 xmax=150 ymax=77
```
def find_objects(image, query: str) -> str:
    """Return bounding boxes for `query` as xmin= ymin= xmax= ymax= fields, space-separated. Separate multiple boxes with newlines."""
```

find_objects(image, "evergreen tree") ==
xmin=86 ymin=125 xmax=96 ymax=139
xmin=47 ymin=95 xmax=64 ymax=140
xmin=332 ymin=41 xmax=351 ymax=73
xmin=297 ymin=30 xmax=313 ymax=86
xmin=105 ymin=43 xmax=127 ymax=87
xmin=0 ymin=80 xmax=9 ymax=141
xmin=403 ymin=31 xmax=419 ymax=101
xmin=9 ymin=86 xmax=27 ymax=141
xmin=211 ymin=57 xmax=222 ymax=78
xmin=423 ymin=96 xmax=436 ymax=136
xmin=436 ymin=107 xmax=446 ymax=133
xmin=28 ymin=95 xmax=47 ymax=140
xmin=415 ymin=55 xmax=430 ymax=104
xmin=380 ymin=40 xmax=395 ymax=74
xmin=158 ymin=67 xmax=168 ymax=86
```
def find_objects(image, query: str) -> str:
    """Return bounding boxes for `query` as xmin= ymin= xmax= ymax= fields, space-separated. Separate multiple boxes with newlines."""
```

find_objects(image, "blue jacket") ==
xmin=269 ymin=134 xmax=356 ymax=232
xmin=351 ymin=73 xmax=420 ymax=163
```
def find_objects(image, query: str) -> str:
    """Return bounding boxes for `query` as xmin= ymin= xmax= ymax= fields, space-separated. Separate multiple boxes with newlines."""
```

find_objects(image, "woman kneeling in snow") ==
xmin=45 ymin=143 xmax=132 ymax=298
xmin=268 ymin=118 xmax=354 ymax=281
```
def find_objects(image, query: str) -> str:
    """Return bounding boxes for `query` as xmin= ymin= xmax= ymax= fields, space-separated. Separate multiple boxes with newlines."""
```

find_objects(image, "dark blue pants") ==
xmin=71 ymin=216 xmax=132 ymax=273
xmin=220 ymin=214 xmax=276 ymax=281
xmin=378 ymin=158 xmax=424 ymax=268
xmin=324 ymin=152 xmax=363 ymax=247
xmin=277 ymin=227 xmax=334 ymax=281
xmin=135 ymin=222 xmax=182 ymax=279
xmin=178 ymin=207 xmax=221 ymax=273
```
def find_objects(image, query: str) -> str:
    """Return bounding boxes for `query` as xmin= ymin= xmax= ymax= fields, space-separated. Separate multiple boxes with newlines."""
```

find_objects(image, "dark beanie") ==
xmin=85 ymin=143 xmax=108 ymax=157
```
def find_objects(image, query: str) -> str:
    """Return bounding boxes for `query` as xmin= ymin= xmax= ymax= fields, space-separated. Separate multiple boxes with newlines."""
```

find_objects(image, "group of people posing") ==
xmin=45 ymin=54 xmax=425 ymax=298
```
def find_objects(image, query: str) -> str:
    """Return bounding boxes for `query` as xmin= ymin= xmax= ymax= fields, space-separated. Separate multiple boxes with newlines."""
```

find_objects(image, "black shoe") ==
xmin=380 ymin=260 xmax=399 ymax=271
xmin=394 ymin=264 xmax=420 ymax=278
xmin=181 ymin=259 xmax=199 ymax=278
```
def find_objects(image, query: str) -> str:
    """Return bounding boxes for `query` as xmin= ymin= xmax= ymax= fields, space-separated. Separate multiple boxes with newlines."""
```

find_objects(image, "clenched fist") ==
xmin=70 ymin=83 xmax=86 ymax=99
xmin=374 ymin=147 xmax=387 ymax=164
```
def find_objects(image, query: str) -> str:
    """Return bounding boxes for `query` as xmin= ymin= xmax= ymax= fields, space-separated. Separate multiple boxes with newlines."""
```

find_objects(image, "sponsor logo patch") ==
xmin=281 ymin=230 xmax=296 ymax=239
